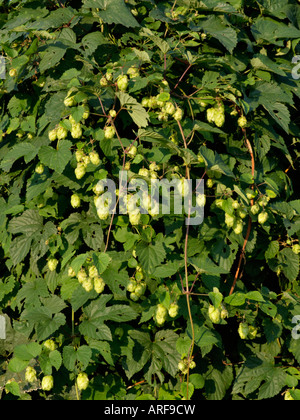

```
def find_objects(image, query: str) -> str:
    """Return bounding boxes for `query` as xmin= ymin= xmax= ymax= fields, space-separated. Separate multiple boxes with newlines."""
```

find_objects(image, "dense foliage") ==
xmin=0 ymin=0 xmax=300 ymax=400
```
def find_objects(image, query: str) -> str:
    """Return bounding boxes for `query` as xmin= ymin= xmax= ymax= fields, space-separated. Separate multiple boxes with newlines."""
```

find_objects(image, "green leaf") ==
xmin=197 ymin=15 xmax=238 ymax=53
xmin=199 ymin=146 xmax=234 ymax=177
xmin=1 ymin=142 xmax=37 ymax=172
xmin=5 ymin=381 xmax=21 ymax=397
xmin=116 ymin=92 xmax=150 ymax=128
xmin=14 ymin=342 xmax=42 ymax=361
xmin=83 ymin=0 xmax=140 ymax=28
xmin=279 ymin=248 xmax=299 ymax=282
xmin=8 ymin=209 xmax=43 ymax=235
xmin=263 ymin=318 xmax=283 ymax=342
xmin=189 ymin=373 xmax=205 ymax=389
xmin=224 ymin=292 xmax=246 ymax=306
xmin=263 ymin=102 xmax=290 ymax=133
xmin=77 ymin=345 xmax=92 ymax=370
xmin=265 ymin=241 xmax=280 ymax=260
xmin=39 ymin=140 xmax=72 ymax=174
xmin=8 ymin=358 xmax=29 ymax=373
xmin=49 ymin=350 xmax=62 ymax=371
xmin=181 ymin=382 xmax=194 ymax=399
xmin=39 ymin=45 xmax=67 ymax=73
xmin=136 ymin=240 xmax=166 ymax=274
xmin=92 ymin=252 xmax=111 ymax=274
xmin=246 ymin=291 xmax=265 ymax=302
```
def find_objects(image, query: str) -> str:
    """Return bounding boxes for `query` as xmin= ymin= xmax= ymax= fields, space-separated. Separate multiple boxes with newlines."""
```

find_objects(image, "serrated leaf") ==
xmin=0 ymin=142 xmax=37 ymax=172
xmin=263 ymin=102 xmax=290 ymax=133
xmin=83 ymin=0 xmax=140 ymax=28
xmin=279 ymin=248 xmax=299 ymax=282
xmin=265 ymin=241 xmax=280 ymax=260
xmin=136 ymin=240 xmax=166 ymax=274
xmin=39 ymin=140 xmax=72 ymax=174
xmin=224 ymin=292 xmax=246 ymax=306
xmin=39 ymin=45 xmax=67 ymax=73
xmin=8 ymin=209 xmax=43 ymax=235
xmin=116 ymin=92 xmax=149 ymax=128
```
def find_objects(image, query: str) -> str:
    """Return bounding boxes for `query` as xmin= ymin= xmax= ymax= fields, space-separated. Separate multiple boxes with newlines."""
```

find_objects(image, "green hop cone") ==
xmin=35 ymin=163 xmax=44 ymax=175
xmin=71 ymin=194 xmax=81 ymax=209
xmin=104 ymin=126 xmax=115 ymax=139
xmin=71 ymin=123 xmax=82 ymax=139
xmin=57 ymin=126 xmax=68 ymax=140
xmin=284 ymin=390 xmax=295 ymax=401
xmin=117 ymin=75 xmax=129 ymax=92
xmin=75 ymin=163 xmax=86 ymax=180
xmin=43 ymin=339 xmax=57 ymax=351
xmin=129 ymin=209 xmax=141 ymax=226
xmin=173 ymin=108 xmax=183 ymax=121
xmin=25 ymin=366 xmax=37 ymax=383
xmin=88 ymin=266 xmax=98 ymax=279
xmin=258 ymin=211 xmax=269 ymax=225
xmin=48 ymin=258 xmax=58 ymax=272
xmin=94 ymin=276 xmax=105 ymax=294
xmin=42 ymin=375 xmax=54 ymax=392
xmin=292 ymin=244 xmax=300 ymax=255
xmin=89 ymin=151 xmax=101 ymax=166
xmin=233 ymin=220 xmax=243 ymax=235
xmin=127 ymin=145 xmax=137 ymax=158
xmin=82 ymin=278 xmax=94 ymax=292
xmin=238 ymin=322 xmax=249 ymax=340
xmin=251 ymin=204 xmax=260 ymax=215
xmin=168 ymin=303 xmax=179 ymax=318
xmin=238 ymin=116 xmax=247 ymax=128
xmin=208 ymin=305 xmax=221 ymax=324
xmin=48 ymin=129 xmax=57 ymax=142
xmin=225 ymin=213 xmax=236 ymax=228
xmin=248 ymin=325 xmax=258 ymax=340
xmin=77 ymin=269 xmax=87 ymax=284
xmin=77 ymin=373 xmax=89 ymax=391
xmin=127 ymin=279 xmax=137 ymax=293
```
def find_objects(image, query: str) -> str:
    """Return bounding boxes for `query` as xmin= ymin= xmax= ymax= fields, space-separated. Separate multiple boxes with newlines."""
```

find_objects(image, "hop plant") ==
xmin=43 ymin=339 xmax=57 ymax=351
xmin=9 ymin=68 xmax=17 ymax=78
xmin=208 ymin=305 xmax=221 ymax=324
xmin=42 ymin=375 xmax=54 ymax=391
xmin=71 ymin=194 xmax=81 ymax=209
xmin=129 ymin=209 xmax=141 ymax=226
xmin=258 ymin=211 xmax=269 ymax=225
xmin=35 ymin=163 xmax=44 ymax=174
xmin=25 ymin=366 xmax=37 ymax=383
xmin=89 ymin=266 xmax=98 ymax=278
xmin=173 ymin=108 xmax=184 ymax=121
xmin=77 ymin=268 xmax=87 ymax=284
xmin=82 ymin=277 xmax=94 ymax=292
xmin=48 ymin=128 xmax=58 ymax=142
xmin=225 ymin=213 xmax=236 ymax=228
xmin=75 ymin=163 xmax=86 ymax=180
xmin=48 ymin=258 xmax=58 ymax=272
xmin=155 ymin=304 xmax=168 ymax=326
xmin=77 ymin=373 xmax=89 ymax=391
xmin=238 ymin=116 xmax=247 ymax=128
xmin=68 ymin=266 xmax=76 ymax=277
xmin=57 ymin=126 xmax=68 ymax=140
xmin=127 ymin=145 xmax=137 ymax=158
xmin=71 ymin=123 xmax=82 ymax=139
xmin=89 ymin=151 xmax=101 ymax=166
xmin=94 ymin=276 xmax=105 ymax=294
xmin=292 ymin=244 xmax=300 ymax=255
xmin=238 ymin=322 xmax=249 ymax=340
xmin=168 ymin=303 xmax=179 ymax=318
xmin=117 ymin=75 xmax=129 ymax=92
xmin=104 ymin=126 xmax=115 ymax=139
